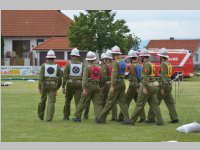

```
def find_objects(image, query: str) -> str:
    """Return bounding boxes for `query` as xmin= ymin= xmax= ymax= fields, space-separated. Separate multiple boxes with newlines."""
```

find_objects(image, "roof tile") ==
xmin=33 ymin=37 xmax=72 ymax=50
xmin=1 ymin=10 xmax=72 ymax=37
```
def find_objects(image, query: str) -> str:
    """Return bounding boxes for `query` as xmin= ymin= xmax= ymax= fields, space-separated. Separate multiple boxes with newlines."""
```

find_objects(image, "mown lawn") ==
xmin=1 ymin=79 xmax=200 ymax=142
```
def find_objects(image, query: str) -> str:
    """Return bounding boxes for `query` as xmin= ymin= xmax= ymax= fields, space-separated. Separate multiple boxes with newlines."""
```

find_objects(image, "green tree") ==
xmin=68 ymin=10 xmax=140 ymax=54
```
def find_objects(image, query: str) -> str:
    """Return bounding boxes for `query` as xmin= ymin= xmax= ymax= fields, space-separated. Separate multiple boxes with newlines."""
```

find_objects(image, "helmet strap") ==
xmin=161 ymin=57 xmax=167 ymax=62
xmin=113 ymin=54 xmax=120 ymax=59
xmin=71 ymin=55 xmax=79 ymax=60
xmin=47 ymin=58 xmax=55 ymax=62
xmin=131 ymin=57 xmax=137 ymax=63
xmin=142 ymin=56 xmax=149 ymax=62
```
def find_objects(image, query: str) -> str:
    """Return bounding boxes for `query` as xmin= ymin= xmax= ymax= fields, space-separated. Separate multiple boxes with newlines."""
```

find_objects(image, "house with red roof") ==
xmin=1 ymin=10 xmax=73 ymax=66
xmin=146 ymin=38 xmax=200 ymax=69
xmin=32 ymin=37 xmax=87 ymax=65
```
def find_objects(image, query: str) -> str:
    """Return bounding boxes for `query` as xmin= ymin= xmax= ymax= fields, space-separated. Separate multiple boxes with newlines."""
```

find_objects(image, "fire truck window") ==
xmin=150 ymin=55 xmax=160 ymax=62
xmin=195 ymin=53 xmax=199 ymax=62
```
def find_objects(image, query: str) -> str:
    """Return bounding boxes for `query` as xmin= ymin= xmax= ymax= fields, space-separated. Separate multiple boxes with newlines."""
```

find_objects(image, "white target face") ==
xmin=47 ymin=67 xmax=55 ymax=74
xmin=72 ymin=66 xmax=80 ymax=74
xmin=44 ymin=64 xmax=57 ymax=77
xmin=70 ymin=63 xmax=82 ymax=76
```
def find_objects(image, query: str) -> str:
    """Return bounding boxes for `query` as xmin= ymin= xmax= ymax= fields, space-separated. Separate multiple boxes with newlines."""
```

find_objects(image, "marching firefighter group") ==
xmin=37 ymin=45 xmax=179 ymax=126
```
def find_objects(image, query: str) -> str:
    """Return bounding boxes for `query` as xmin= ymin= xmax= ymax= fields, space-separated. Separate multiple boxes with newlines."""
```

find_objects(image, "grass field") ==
xmin=1 ymin=78 xmax=200 ymax=142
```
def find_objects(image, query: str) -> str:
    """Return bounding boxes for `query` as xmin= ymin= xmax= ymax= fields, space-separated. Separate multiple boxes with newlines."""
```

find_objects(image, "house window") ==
xmin=37 ymin=39 xmax=44 ymax=45
xmin=12 ymin=40 xmax=30 ymax=65
xmin=12 ymin=40 xmax=30 ymax=57
xmin=195 ymin=53 xmax=199 ymax=62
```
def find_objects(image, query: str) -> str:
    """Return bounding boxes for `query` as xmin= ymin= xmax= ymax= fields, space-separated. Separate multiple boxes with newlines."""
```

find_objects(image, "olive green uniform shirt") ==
xmin=38 ymin=62 xmax=62 ymax=91
xmin=111 ymin=58 xmax=125 ymax=87
xmin=62 ymin=59 xmax=83 ymax=89
xmin=141 ymin=61 xmax=154 ymax=87
xmin=82 ymin=62 xmax=104 ymax=89
xmin=158 ymin=61 xmax=171 ymax=88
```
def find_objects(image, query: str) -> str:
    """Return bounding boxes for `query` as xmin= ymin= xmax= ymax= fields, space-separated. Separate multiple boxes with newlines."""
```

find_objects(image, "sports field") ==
xmin=1 ymin=78 xmax=200 ymax=142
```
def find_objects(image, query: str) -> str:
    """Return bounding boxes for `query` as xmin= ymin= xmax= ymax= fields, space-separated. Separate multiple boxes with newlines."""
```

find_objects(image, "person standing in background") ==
xmin=73 ymin=51 xmax=104 ymax=122
xmin=38 ymin=49 xmax=62 ymax=122
xmin=62 ymin=48 xmax=89 ymax=120
xmin=147 ymin=48 xmax=179 ymax=123
xmin=130 ymin=49 xmax=164 ymax=126
xmin=118 ymin=49 xmax=146 ymax=123
xmin=96 ymin=46 xmax=130 ymax=124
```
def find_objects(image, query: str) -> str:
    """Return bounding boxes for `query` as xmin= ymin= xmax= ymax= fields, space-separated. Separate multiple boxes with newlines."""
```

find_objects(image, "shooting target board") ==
xmin=44 ymin=64 xmax=57 ymax=77
xmin=69 ymin=63 xmax=83 ymax=76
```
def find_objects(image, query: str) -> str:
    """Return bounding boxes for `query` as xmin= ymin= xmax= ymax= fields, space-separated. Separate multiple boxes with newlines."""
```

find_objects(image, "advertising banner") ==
xmin=1 ymin=66 xmax=40 ymax=76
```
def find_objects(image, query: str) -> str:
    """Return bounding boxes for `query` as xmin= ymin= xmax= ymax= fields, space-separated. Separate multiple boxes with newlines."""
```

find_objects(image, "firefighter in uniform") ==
xmin=99 ymin=52 xmax=108 ymax=106
xmin=96 ymin=46 xmax=130 ymax=124
xmin=62 ymin=48 xmax=89 ymax=120
xmin=118 ymin=49 xmax=146 ymax=122
xmin=130 ymin=49 xmax=164 ymax=126
xmin=147 ymin=48 xmax=179 ymax=123
xmin=101 ymin=50 xmax=118 ymax=121
xmin=38 ymin=50 xmax=62 ymax=121
xmin=73 ymin=51 xmax=104 ymax=122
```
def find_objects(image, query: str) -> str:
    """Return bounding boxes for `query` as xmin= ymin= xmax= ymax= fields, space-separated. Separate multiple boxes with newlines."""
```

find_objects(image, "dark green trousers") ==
xmin=98 ymin=80 xmax=129 ymax=122
xmin=147 ymin=84 xmax=178 ymax=122
xmin=101 ymin=83 xmax=118 ymax=120
xmin=63 ymin=82 xmax=89 ymax=119
xmin=75 ymin=85 xmax=104 ymax=119
xmin=38 ymin=86 xmax=57 ymax=121
xmin=130 ymin=85 xmax=164 ymax=125
xmin=118 ymin=84 xmax=146 ymax=121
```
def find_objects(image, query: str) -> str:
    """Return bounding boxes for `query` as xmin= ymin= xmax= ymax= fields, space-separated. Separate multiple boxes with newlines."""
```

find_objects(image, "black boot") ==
xmin=138 ymin=118 xmax=145 ymax=123
xmin=110 ymin=118 xmax=118 ymax=121
xmin=122 ymin=119 xmax=131 ymax=125
xmin=39 ymin=115 xmax=44 ymax=121
xmin=95 ymin=118 xmax=105 ymax=124
xmin=169 ymin=119 xmax=179 ymax=123
xmin=156 ymin=122 xmax=164 ymax=126
xmin=72 ymin=118 xmax=81 ymax=122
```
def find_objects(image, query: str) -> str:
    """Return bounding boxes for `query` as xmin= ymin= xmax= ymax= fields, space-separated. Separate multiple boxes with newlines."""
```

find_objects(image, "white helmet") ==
xmin=157 ymin=48 xmax=169 ymax=58
xmin=86 ymin=51 xmax=97 ymax=60
xmin=128 ymin=50 xmax=138 ymax=58
xmin=104 ymin=49 xmax=113 ymax=59
xmin=70 ymin=48 xmax=80 ymax=56
xmin=100 ymin=53 xmax=106 ymax=60
xmin=110 ymin=45 xmax=122 ymax=54
xmin=46 ymin=49 xmax=56 ymax=58
xmin=139 ymin=48 xmax=151 ymax=57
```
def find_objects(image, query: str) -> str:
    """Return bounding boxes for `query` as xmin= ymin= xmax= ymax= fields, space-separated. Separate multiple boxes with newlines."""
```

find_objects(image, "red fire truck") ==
xmin=125 ymin=49 xmax=194 ymax=79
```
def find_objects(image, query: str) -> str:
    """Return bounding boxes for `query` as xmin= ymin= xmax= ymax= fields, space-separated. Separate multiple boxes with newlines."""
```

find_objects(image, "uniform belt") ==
xmin=89 ymin=81 xmax=100 ymax=83
xmin=86 ymin=82 xmax=100 ymax=86
xmin=88 ymin=79 xmax=100 ymax=82
xmin=148 ymin=81 xmax=159 ymax=87
xmin=68 ymin=79 xmax=81 ymax=83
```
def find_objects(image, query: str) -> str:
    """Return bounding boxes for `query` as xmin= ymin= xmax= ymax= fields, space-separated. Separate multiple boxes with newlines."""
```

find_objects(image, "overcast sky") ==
xmin=62 ymin=10 xmax=200 ymax=41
